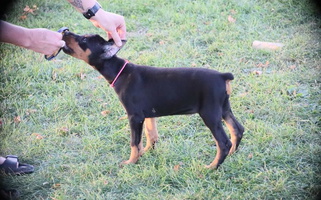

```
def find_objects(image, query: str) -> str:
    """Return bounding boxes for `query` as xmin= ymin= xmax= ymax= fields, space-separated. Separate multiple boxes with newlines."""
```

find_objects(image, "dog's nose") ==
xmin=62 ymin=34 xmax=67 ymax=41
xmin=62 ymin=31 xmax=73 ymax=41
xmin=63 ymin=31 xmax=70 ymax=36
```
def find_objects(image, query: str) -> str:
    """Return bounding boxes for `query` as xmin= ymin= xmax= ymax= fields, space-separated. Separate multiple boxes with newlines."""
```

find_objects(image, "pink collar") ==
xmin=110 ymin=60 xmax=129 ymax=88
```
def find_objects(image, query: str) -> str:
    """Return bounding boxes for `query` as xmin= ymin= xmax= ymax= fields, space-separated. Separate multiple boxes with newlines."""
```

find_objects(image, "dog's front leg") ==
xmin=122 ymin=115 xmax=144 ymax=165
xmin=144 ymin=118 xmax=159 ymax=152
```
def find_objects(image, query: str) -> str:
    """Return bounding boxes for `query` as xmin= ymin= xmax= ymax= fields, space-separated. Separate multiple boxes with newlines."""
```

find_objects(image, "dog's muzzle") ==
xmin=44 ymin=27 xmax=69 ymax=61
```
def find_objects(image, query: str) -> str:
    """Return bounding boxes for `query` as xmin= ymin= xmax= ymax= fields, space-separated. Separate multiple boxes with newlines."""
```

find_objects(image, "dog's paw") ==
xmin=205 ymin=164 xmax=219 ymax=170
xmin=228 ymin=144 xmax=237 ymax=155
xmin=120 ymin=159 xmax=137 ymax=166
xmin=143 ymin=145 xmax=153 ymax=153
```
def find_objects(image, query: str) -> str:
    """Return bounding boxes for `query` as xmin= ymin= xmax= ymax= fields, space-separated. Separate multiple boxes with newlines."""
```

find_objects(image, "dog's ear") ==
xmin=101 ymin=39 xmax=127 ymax=59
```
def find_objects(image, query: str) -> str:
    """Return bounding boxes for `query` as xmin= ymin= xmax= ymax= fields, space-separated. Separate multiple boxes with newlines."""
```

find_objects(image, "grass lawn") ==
xmin=1 ymin=0 xmax=320 ymax=199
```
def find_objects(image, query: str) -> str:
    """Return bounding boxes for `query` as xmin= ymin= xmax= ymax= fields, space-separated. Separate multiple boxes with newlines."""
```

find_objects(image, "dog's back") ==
xmin=117 ymin=64 xmax=234 ymax=118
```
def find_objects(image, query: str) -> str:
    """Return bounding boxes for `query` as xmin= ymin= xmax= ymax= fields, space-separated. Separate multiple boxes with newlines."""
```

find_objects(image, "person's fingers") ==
xmin=117 ymin=24 xmax=127 ymax=40
xmin=60 ymin=40 xmax=65 ymax=47
xmin=51 ymin=31 xmax=64 ymax=48
xmin=110 ymin=30 xmax=122 ymax=47
xmin=54 ymin=31 xmax=63 ymax=39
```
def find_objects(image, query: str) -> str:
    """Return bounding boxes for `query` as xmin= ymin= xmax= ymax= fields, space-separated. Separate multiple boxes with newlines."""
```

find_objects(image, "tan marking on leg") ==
xmin=138 ymin=139 xmax=144 ymax=156
xmin=205 ymin=141 xmax=221 ymax=170
xmin=122 ymin=145 xmax=140 ymax=165
xmin=224 ymin=118 xmax=238 ymax=155
xmin=226 ymin=80 xmax=232 ymax=95
xmin=144 ymin=118 xmax=159 ymax=152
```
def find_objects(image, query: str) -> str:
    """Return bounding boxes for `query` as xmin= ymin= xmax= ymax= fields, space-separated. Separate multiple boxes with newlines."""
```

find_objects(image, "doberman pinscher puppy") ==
xmin=62 ymin=31 xmax=244 ymax=169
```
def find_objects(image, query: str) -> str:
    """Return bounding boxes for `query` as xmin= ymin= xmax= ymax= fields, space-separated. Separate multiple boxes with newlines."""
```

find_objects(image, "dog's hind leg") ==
xmin=122 ymin=115 xmax=144 ymax=165
xmin=222 ymin=98 xmax=244 ymax=155
xmin=223 ymin=112 xmax=244 ymax=155
xmin=144 ymin=118 xmax=159 ymax=152
xmin=200 ymin=107 xmax=232 ymax=169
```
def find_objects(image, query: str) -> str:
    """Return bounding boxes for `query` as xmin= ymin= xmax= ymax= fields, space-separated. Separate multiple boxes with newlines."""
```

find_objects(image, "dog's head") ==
xmin=62 ymin=31 xmax=126 ymax=65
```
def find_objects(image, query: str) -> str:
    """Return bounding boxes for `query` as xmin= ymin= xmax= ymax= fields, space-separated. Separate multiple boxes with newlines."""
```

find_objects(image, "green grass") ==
xmin=1 ymin=0 xmax=320 ymax=199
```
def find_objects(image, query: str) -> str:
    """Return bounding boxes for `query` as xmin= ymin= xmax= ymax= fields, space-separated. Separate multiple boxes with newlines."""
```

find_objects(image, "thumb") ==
xmin=59 ymin=40 xmax=66 ymax=48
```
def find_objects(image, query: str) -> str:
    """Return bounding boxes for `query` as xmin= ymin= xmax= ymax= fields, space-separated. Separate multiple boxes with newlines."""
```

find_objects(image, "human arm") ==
xmin=0 ymin=20 xmax=65 ymax=55
xmin=66 ymin=0 xmax=126 ymax=47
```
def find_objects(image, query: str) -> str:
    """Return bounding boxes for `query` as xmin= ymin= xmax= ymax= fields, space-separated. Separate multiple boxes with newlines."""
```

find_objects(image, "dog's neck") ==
xmin=92 ymin=56 xmax=128 ymax=86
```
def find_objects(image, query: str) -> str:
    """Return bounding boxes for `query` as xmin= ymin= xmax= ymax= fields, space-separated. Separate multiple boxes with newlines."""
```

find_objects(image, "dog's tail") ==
xmin=222 ymin=72 xmax=234 ymax=81
xmin=222 ymin=73 xmax=234 ymax=95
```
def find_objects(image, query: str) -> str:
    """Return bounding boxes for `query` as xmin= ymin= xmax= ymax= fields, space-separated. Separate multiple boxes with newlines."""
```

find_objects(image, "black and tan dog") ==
xmin=62 ymin=31 xmax=244 ymax=169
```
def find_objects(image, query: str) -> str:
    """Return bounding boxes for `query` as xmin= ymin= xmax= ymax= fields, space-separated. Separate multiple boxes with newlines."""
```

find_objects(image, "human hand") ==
xmin=90 ymin=9 xmax=126 ymax=47
xmin=26 ymin=28 xmax=65 ymax=55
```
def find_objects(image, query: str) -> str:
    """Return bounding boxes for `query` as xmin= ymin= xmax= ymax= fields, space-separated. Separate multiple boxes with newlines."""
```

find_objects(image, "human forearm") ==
xmin=0 ymin=20 xmax=64 ymax=55
xmin=66 ymin=0 xmax=97 ymax=13
xmin=0 ymin=21 xmax=32 ymax=49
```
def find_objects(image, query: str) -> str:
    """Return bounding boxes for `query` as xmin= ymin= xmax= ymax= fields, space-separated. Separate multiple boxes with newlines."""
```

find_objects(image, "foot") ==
xmin=120 ymin=159 xmax=137 ymax=166
xmin=205 ymin=164 xmax=219 ymax=170
xmin=228 ymin=143 xmax=237 ymax=155
xmin=143 ymin=141 xmax=157 ymax=152
xmin=0 ymin=155 xmax=34 ymax=175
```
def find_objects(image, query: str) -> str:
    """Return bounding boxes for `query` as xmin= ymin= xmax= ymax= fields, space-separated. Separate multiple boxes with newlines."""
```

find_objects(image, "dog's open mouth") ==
xmin=61 ymin=31 xmax=74 ymax=55
xmin=62 ymin=44 xmax=72 ymax=54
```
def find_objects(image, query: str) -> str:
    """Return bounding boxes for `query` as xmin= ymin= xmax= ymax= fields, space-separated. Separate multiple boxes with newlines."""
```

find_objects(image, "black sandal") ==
xmin=0 ymin=155 xmax=34 ymax=175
